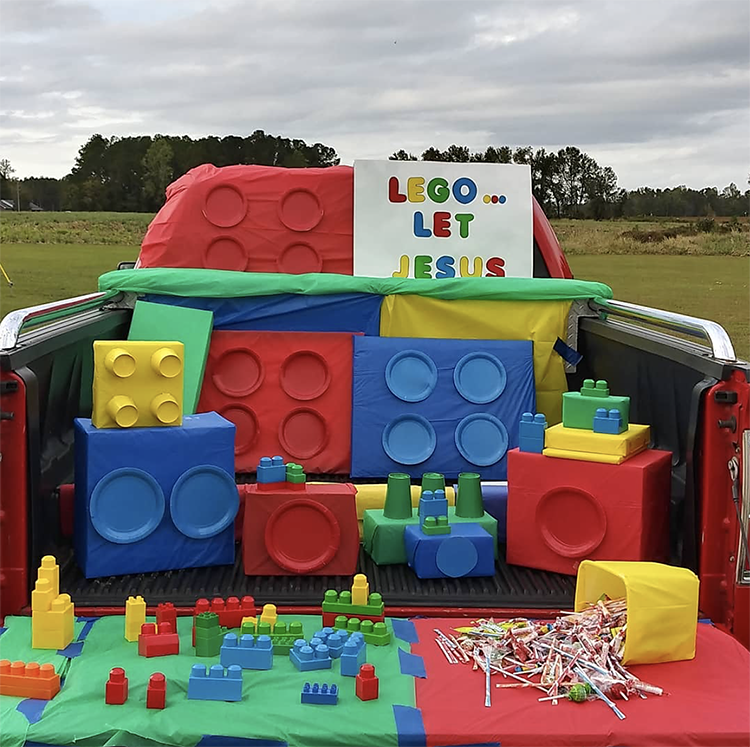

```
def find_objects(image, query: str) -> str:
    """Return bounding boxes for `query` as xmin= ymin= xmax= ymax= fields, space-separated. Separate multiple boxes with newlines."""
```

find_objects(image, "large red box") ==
xmin=506 ymin=448 xmax=671 ymax=575
xmin=241 ymin=482 xmax=359 ymax=576
xmin=198 ymin=330 xmax=353 ymax=473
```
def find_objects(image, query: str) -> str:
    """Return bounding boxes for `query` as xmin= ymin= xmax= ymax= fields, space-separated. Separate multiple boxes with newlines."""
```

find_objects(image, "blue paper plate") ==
xmin=454 ymin=413 xmax=509 ymax=467
xmin=89 ymin=468 xmax=165 ymax=544
xmin=385 ymin=350 xmax=438 ymax=403
xmin=435 ymin=536 xmax=479 ymax=578
xmin=453 ymin=352 xmax=507 ymax=404
xmin=382 ymin=414 xmax=437 ymax=465
xmin=170 ymin=465 xmax=239 ymax=539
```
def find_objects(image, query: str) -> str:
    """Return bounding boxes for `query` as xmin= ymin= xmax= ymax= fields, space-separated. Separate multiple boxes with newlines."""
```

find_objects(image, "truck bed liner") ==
xmin=57 ymin=545 xmax=575 ymax=610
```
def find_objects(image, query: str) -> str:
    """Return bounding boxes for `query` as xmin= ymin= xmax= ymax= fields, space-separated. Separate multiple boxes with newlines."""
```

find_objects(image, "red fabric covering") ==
xmin=198 ymin=330 xmax=353 ymax=473
xmin=413 ymin=618 xmax=750 ymax=746
xmin=137 ymin=164 xmax=353 ymax=274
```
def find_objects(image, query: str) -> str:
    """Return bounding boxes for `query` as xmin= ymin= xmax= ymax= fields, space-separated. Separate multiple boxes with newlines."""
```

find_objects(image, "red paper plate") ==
xmin=213 ymin=348 xmax=264 ymax=397
xmin=203 ymin=185 xmax=247 ymax=227
xmin=219 ymin=404 xmax=259 ymax=455
xmin=278 ymin=408 xmax=329 ymax=459
xmin=279 ymin=351 xmax=331 ymax=401
xmin=537 ymin=486 xmax=607 ymax=557
xmin=204 ymin=237 xmax=248 ymax=271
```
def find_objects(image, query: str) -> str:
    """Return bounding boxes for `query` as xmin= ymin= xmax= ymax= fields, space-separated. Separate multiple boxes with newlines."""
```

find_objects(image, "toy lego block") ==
xmin=286 ymin=463 xmax=306 ymax=487
xmin=355 ymin=481 xmax=456 ymax=523
xmin=92 ymin=340 xmax=185 ymax=429
xmin=259 ymin=604 xmax=278 ymax=627
xmin=518 ymin=412 xmax=547 ymax=453
xmin=323 ymin=630 xmax=350 ymax=658
xmin=128 ymin=300 xmax=213 ymax=415
xmin=188 ymin=664 xmax=243 ymax=702
xmin=333 ymin=616 xmax=391 ymax=646
xmin=146 ymin=673 xmax=167 ymax=709
xmin=418 ymin=490 xmax=448 ymax=522
xmin=301 ymin=682 xmax=339 ymax=705
xmin=125 ymin=595 xmax=147 ymax=642
xmin=194 ymin=612 xmax=227 ymax=657
xmin=156 ymin=602 xmax=177 ymax=632
xmin=351 ymin=573 xmax=370 ymax=606
xmin=105 ymin=667 xmax=128 ymax=705
xmin=289 ymin=639 xmax=333 ymax=672
xmin=239 ymin=618 xmax=304 ymax=654
xmin=356 ymin=664 xmax=379 ymax=701
xmin=256 ymin=456 xmax=286 ymax=486
xmin=194 ymin=596 xmax=257 ymax=629
xmin=593 ymin=408 xmax=626 ymax=435
xmin=322 ymin=588 xmax=384 ymax=621
xmin=31 ymin=556 xmax=74 ymax=650
xmin=340 ymin=633 xmax=367 ymax=676
xmin=543 ymin=422 xmax=650 ymax=462
xmin=220 ymin=633 xmax=273 ymax=670
xmin=421 ymin=516 xmax=450 ymax=535
xmin=404 ymin=523 xmax=495 ymax=580
xmin=0 ymin=660 xmax=60 ymax=700
xmin=562 ymin=379 xmax=630 ymax=431
xmin=138 ymin=622 xmax=180 ymax=658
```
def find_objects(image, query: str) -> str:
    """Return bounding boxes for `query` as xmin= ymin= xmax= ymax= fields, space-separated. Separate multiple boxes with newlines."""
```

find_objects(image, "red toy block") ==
xmin=138 ymin=164 xmax=354 ymax=275
xmin=356 ymin=664 xmax=379 ymax=701
xmin=242 ymin=482 xmax=359 ymax=575
xmin=506 ymin=448 xmax=671 ymax=575
xmin=146 ymin=673 xmax=167 ymax=709
xmin=321 ymin=611 xmax=385 ymax=627
xmin=138 ymin=622 xmax=180 ymax=658
xmin=156 ymin=602 xmax=177 ymax=632
xmin=195 ymin=595 xmax=257 ymax=629
xmin=0 ymin=659 xmax=60 ymax=700
xmin=105 ymin=667 xmax=128 ymax=705
xmin=197 ymin=330 xmax=354 ymax=474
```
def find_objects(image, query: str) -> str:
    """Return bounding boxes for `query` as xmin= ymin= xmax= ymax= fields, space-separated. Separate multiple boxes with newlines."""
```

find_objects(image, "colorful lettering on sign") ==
xmin=392 ymin=256 xmax=506 ymax=279
xmin=413 ymin=211 xmax=475 ymax=239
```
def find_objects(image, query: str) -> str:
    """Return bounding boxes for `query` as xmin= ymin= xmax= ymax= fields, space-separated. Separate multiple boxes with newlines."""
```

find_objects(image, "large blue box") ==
xmin=404 ymin=523 xmax=495 ymax=579
xmin=351 ymin=337 xmax=535 ymax=480
xmin=74 ymin=412 xmax=238 ymax=578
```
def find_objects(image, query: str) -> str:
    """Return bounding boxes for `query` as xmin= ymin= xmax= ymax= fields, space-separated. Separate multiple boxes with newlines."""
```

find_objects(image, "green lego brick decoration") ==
xmin=322 ymin=589 xmax=384 ymax=618
xmin=333 ymin=616 xmax=391 ymax=646
xmin=240 ymin=618 xmax=305 ymax=654
xmin=286 ymin=463 xmax=306 ymax=484
xmin=194 ymin=612 xmax=226 ymax=657
xmin=422 ymin=516 xmax=451 ymax=535
xmin=363 ymin=507 xmax=498 ymax=565
xmin=562 ymin=379 xmax=630 ymax=431
xmin=127 ymin=300 xmax=213 ymax=414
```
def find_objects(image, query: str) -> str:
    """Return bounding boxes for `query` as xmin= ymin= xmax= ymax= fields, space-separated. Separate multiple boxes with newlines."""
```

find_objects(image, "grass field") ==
xmin=0 ymin=212 xmax=747 ymax=359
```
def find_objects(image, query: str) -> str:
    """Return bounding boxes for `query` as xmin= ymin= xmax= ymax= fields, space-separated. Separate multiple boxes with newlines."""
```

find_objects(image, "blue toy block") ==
xmin=301 ymin=682 xmax=339 ymax=705
xmin=256 ymin=456 xmax=286 ymax=484
xmin=74 ymin=412 xmax=238 ymax=579
xmin=220 ymin=633 xmax=273 ymax=671
xmin=187 ymin=663 xmax=243 ymax=702
xmin=290 ymin=639 xmax=333 ymax=672
xmin=593 ymin=408 xmax=626 ymax=435
xmin=312 ymin=627 xmax=335 ymax=645
xmin=404 ymin=523 xmax=495 ymax=579
xmin=340 ymin=632 xmax=366 ymax=677
xmin=518 ymin=412 xmax=547 ymax=453
xmin=418 ymin=490 xmax=448 ymax=523
xmin=325 ymin=630 xmax=349 ymax=658
xmin=351 ymin=337 xmax=535 ymax=480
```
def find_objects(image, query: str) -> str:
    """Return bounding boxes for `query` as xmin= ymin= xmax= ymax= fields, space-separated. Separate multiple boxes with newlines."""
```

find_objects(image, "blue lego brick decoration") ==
xmin=404 ymin=523 xmax=495 ymax=579
xmin=290 ymin=639 xmax=333 ymax=672
xmin=220 ymin=633 xmax=273 ymax=671
xmin=324 ymin=630 xmax=349 ymax=658
xmin=256 ymin=456 xmax=286 ymax=484
xmin=351 ymin=337 xmax=535 ymax=480
xmin=593 ymin=408 xmax=626 ymax=434
xmin=301 ymin=682 xmax=339 ymax=705
xmin=340 ymin=633 xmax=367 ymax=677
xmin=418 ymin=490 xmax=448 ymax=522
xmin=518 ymin=412 xmax=547 ymax=453
xmin=74 ymin=412 xmax=238 ymax=578
xmin=188 ymin=664 xmax=243 ymax=702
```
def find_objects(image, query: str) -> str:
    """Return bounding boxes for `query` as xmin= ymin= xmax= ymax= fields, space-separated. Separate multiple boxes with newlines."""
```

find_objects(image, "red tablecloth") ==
xmin=413 ymin=619 xmax=750 ymax=747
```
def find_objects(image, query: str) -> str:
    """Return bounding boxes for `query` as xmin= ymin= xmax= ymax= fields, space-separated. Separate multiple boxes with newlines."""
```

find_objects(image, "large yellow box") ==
xmin=544 ymin=422 xmax=650 ymax=457
xmin=92 ymin=340 xmax=184 ymax=429
xmin=575 ymin=560 xmax=699 ymax=664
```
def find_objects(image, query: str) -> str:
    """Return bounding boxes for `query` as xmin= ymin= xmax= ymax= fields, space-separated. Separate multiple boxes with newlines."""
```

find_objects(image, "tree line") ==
xmin=1 ymin=134 xmax=747 ymax=218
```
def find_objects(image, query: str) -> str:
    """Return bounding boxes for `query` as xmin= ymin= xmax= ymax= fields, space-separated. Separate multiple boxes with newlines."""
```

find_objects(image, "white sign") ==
xmin=353 ymin=160 xmax=533 ymax=279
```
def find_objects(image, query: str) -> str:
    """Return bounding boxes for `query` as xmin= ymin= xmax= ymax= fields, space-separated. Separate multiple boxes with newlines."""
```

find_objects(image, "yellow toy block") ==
xmin=125 ymin=595 xmax=146 ymax=642
xmin=31 ymin=556 xmax=74 ymax=650
xmin=259 ymin=604 xmax=277 ymax=628
xmin=351 ymin=574 xmax=370 ymax=606
xmin=544 ymin=422 xmax=650 ymax=458
xmin=543 ymin=447 xmax=631 ymax=465
xmin=92 ymin=340 xmax=184 ymax=429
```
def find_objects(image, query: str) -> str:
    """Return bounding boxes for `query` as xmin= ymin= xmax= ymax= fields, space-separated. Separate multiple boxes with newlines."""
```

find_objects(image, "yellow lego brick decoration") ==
xmin=544 ymin=422 xmax=650 ymax=458
xmin=31 ymin=556 xmax=74 ymax=650
xmin=125 ymin=595 xmax=146 ymax=642
xmin=259 ymin=604 xmax=277 ymax=628
xmin=542 ymin=447 xmax=630 ymax=465
xmin=351 ymin=574 xmax=369 ymax=606
xmin=92 ymin=340 xmax=184 ymax=429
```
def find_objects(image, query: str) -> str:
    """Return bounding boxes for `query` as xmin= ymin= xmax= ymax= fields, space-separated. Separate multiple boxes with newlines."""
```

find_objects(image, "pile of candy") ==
xmin=434 ymin=598 xmax=664 ymax=719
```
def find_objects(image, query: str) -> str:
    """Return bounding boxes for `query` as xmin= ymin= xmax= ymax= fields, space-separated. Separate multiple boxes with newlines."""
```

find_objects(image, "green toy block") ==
xmin=333 ymin=616 xmax=391 ymax=646
xmin=322 ymin=589 xmax=384 ymax=618
xmin=194 ymin=612 xmax=226 ymax=657
xmin=127 ymin=300 xmax=213 ymax=414
xmin=240 ymin=619 xmax=305 ymax=654
xmin=562 ymin=378 xmax=630 ymax=431
xmin=286 ymin=463 xmax=306 ymax=484
xmin=422 ymin=516 xmax=451 ymax=535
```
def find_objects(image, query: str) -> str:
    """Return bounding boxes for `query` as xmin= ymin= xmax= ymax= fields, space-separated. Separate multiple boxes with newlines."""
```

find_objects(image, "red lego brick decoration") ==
xmin=105 ymin=667 xmax=128 ymax=705
xmin=155 ymin=603 xmax=177 ymax=632
xmin=198 ymin=331 xmax=354 ymax=474
xmin=137 ymin=164 xmax=354 ymax=275
xmin=146 ymin=673 xmax=167 ymax=709
xmin=506 ymin=448 xmax=671 ymax=575
xmin=194 ymin=596 xmax=257 ymax=630
xmin=356 ymin=664 xmax=379 ymax=701
xmin=138 ymin=623 xmax=180 ymax=658
xmin=0 ymin=660 xmax=60 ymax=700
xmin=242 ymin=482 xmax=359 ymax=576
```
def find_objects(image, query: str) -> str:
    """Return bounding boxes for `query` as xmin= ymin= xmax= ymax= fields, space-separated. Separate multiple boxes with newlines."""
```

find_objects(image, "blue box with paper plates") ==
xmin=351 ymin=337 xmax=535 ymax=480
xmin=404 ymin=523 xmax=495 ymax=579
xmin=74 ymin=411 xmax=238 ymax=578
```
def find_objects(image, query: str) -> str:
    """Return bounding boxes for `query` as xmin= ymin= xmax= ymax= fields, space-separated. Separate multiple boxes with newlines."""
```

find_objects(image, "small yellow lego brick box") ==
xmin=92 ymin=340 xmax=184 ymax=429
xmin=544 ymin=422 xmax=650 ymax=458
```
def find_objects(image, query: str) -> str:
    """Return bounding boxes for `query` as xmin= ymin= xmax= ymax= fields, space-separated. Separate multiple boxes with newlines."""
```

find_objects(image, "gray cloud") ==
xmin=1 ymin=0 xmax=748 ymax=189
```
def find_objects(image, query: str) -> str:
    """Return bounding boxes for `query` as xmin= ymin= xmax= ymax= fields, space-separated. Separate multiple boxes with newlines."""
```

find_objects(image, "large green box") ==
xmin=562 ymin=379 xmax=630 ymax=431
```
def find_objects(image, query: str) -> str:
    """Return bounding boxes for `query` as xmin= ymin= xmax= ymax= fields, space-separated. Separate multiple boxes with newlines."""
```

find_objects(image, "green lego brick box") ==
xmin=562 ymin=379 xmax=630 ymax=431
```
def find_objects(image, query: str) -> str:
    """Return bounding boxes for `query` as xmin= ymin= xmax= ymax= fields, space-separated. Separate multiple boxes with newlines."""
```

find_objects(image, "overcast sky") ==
xmin=1 ymin=0 xmax=748 ymax=190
